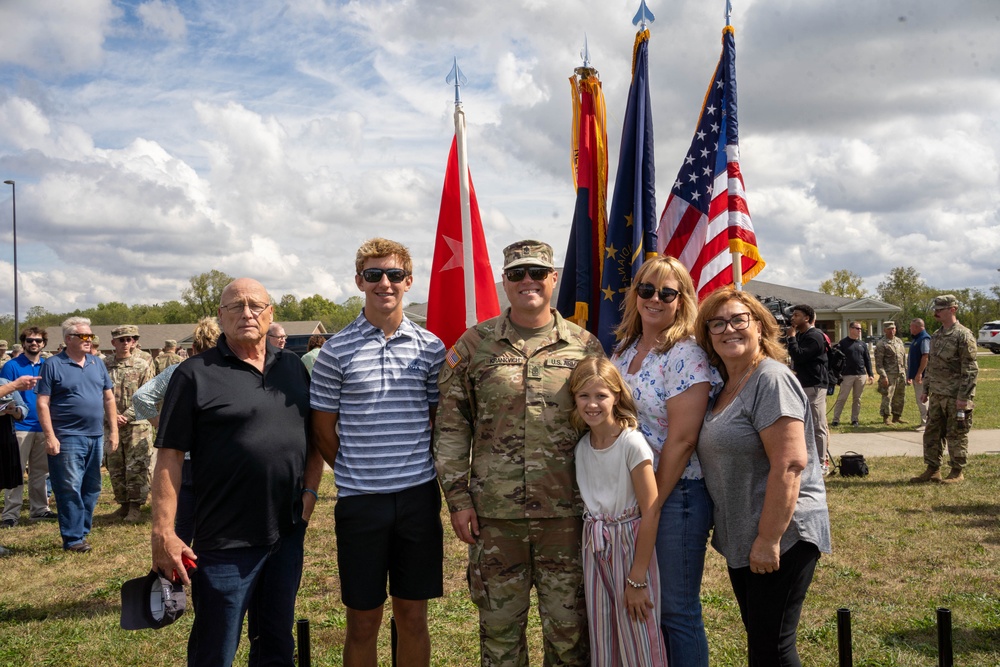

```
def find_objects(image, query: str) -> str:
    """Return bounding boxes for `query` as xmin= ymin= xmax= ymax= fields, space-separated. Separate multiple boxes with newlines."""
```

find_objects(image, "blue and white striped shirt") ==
xmin=310 ymin=313 xmax=445 ymax=496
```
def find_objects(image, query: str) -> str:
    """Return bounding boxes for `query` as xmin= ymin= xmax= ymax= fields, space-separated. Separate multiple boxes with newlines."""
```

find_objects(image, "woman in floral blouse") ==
xmin=611 ymin=256 xmax=722 ymax=667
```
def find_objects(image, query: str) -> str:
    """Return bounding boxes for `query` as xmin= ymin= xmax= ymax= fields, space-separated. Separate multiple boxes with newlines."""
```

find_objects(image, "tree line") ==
xmin=0 ymin=270 xmax=364 ymax=343
xmin=819 ymin=267 xmax=1000 ymax=335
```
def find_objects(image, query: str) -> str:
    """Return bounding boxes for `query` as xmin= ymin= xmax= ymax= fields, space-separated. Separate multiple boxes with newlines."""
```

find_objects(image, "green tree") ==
xmin=182 ymin=270 xmax=234 ymax=318
xmin=953 ymin=288 xmax=1000 ymax=334
xmin=877 ymin=266 xmax=936 ymax=327
xmin=274 ymin=294 xmax=302 ymax=321
xmin=819 ymin=269 xmax=867 ymax=299
xmin=85 ymin=302 xmax=132 ymax=325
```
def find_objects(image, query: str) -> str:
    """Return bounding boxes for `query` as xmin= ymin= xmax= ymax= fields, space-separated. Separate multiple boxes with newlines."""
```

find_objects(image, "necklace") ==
xmin=724 ymin=360 xmax=758 ymax=396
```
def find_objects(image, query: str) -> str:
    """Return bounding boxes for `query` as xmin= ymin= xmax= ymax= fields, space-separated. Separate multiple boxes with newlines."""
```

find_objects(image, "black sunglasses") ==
xmin=635 ymin=283 xmax=680 ymax=303
xmin=505 ymin=266 xmax=551 ymax=282
xmin=24 ymin=338 xmax=45 ymax=344
xmin=361 ymin=268 xmax=410 ymax=284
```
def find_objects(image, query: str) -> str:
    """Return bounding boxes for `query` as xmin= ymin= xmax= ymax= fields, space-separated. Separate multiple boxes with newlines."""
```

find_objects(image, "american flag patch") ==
xmin=446 ymin=347 xmax=462 ymax=368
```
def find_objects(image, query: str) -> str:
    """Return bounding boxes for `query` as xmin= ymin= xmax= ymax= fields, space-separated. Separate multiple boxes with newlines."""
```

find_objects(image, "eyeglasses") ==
xmin=504 ymin=266 xmax=551 ymax=282
xmin=69 ymin=333 xmax=96 ymax=342
xmin=361 ymin=268 xmax=410 ymax=284
xmin=635 ymin=283 xmax=680 ymax=303
xmin=24 ymin=338 xmax=44 ymax=344
xmin=220 ymin=301 xmax=271 ymax=316
xmin=268 ymin=334 xmax=287 ymax=340
xmin=706 ymin=313 xmax=753 ymax=335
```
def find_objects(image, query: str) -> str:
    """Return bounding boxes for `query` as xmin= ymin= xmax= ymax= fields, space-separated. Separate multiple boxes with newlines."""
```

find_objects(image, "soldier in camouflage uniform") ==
xmin=104 ymin=325 xmax=155 ymax=522
xmin=910 ymin=295 xmax=979 ymax=484
xmin=874 ymin=321 xmax=907 ymax=424
xmin=434 ymin=240 xmax=602 ymax=667
xmin=152 ymin=339 xmax=183 ymax=375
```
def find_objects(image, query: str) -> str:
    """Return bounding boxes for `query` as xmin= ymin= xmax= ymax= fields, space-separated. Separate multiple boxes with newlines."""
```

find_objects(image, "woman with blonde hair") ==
xmin=611 ymin=256 xmax=721 ymax=666
xmin=695 ymin=286 xmax=831 ymax=666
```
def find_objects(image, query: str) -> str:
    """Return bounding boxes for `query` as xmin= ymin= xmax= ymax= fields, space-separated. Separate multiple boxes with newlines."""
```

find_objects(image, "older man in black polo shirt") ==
xmin=151 ymin=277 xmax=323 ymax=667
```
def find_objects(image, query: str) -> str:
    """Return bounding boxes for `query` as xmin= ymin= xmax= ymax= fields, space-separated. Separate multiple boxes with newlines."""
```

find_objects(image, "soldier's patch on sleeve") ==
xmin=446 ymin=347 xmax=462 ymax=369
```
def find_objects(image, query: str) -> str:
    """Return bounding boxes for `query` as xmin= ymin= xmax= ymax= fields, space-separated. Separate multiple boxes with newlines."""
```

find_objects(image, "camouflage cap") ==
xmin=930 ymin=294 xmax=958 ymax=311
xmin=164 ymin=339 xmax=177 ymax=348
xmin=111 ymin=325 xmax=140 ymax=339
xmin=883 ymin=321 xmax=896 ymax=329
xmin=0 ymin=340 xmax=7 ymax=348
xmin=502 ymin=239 xmax=555 ymax=270
xmin=91 ymin=335 xmax=100 ymax=345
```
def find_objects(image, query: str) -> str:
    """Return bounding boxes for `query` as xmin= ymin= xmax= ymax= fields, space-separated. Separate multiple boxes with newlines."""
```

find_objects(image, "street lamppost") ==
xmin=3 ymin=180 xmax=17 ymax=339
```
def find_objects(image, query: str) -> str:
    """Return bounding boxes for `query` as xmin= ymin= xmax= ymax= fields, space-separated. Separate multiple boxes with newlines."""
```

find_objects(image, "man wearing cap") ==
xmin=907 ymin=318 xmax=931 ymax=428
xmin=0 ymin=340 xmax=9 ymax=369
xmin=0 ymin=326 xmax=57 ymax=527
xmin=152 ymin=278 xmax=323 ymax=666
xmin=105 ymin=325 xmax=155 ymax=523
xmin=152 ymin=339 xmax=183 ymax=376
xmin=910 ymin=295 xmax=979 ymax=484
xmin=434 ymin=239 xmax=601 ymax=666
xmin=36 ymin=317 xmax=118 ymax=552
xmin=874 ymin=321 xmax=907 ymax=425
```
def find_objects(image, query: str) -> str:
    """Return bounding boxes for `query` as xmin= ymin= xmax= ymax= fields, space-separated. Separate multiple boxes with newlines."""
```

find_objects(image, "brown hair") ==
xmin=307 ymin=334 xmax=326 ymax=351
xmin=568 ymin=356 xmax=638 ymax=432
xmin=19 ymin=326 xmax=47 ymax=345
xmin=694 ymin=286 xmax=786 ymax=382
xmin=613 ymin=256 xmax=698 ymax=356
xmin=355 ymin=238 xmax=413 ymax=275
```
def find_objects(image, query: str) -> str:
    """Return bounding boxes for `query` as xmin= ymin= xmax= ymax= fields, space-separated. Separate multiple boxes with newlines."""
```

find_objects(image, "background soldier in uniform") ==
xmin=434 ymin=240 xmax=602 ymax=666
xmin=910 ymin=295 xmax=978 ymax=484
xmin=105 ymin=325 xmax=155 ymax=522
xmin=874 ymin=321 xmax=907 ymax=424
xmin=153 ymin=339 xmax=183 ymax=375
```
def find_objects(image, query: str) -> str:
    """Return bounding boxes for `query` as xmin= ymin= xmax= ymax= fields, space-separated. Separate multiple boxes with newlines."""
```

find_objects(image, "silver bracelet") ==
xmin=626 ymin=577 xmax=648 ymax=589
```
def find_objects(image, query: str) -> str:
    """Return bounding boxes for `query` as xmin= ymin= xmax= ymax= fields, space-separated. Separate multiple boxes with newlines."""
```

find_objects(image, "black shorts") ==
xmin=334 ymin=478 xmax=444 ymax=611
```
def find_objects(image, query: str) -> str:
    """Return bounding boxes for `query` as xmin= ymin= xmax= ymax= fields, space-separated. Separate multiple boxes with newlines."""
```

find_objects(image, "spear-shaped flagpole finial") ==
xmin=725 ymin=0 xmax=732 ymax=26
xmin=447 ymin=56 xmax=468 ymax=106
xmin=580 ymin=34 xmax=591 ymax=69
xmin=632 ymin=0 xmax=655 ymax=30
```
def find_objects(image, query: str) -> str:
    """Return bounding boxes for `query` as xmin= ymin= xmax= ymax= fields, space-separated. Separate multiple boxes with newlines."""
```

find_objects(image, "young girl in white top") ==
xmin=570 ymin=356 xmax=668 ymax=666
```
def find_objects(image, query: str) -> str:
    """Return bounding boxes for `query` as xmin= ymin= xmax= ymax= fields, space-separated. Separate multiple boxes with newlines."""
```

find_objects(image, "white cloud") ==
xmin=136 ymin=0 xmax=187 ymax=41
xmin=0 ymin=0 xmax=118 ymax=74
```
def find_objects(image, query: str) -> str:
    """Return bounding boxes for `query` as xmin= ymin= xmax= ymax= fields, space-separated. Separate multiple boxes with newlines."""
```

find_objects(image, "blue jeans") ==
xmin=187 ymin=522 xmax=306 ymax=667
xmin=656 ymin=477 xmax=713 ymax=667
xmin=47 ymin=435 xmax=103 ymax=549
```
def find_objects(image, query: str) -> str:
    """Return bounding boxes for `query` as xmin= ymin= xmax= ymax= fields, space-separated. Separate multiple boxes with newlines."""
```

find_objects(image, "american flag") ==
xmin=657 ymin=26 xmax=764 ymax=299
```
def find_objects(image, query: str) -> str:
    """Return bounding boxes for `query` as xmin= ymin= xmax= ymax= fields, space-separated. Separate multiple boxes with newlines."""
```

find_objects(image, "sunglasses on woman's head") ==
xmin=635 ymin=283 xmax=679 ymax=303
xmin=361 ymin=268 xmax=410 ymax=284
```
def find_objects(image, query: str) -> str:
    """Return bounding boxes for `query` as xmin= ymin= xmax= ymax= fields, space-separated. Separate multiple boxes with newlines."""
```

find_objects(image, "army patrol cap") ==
xmin=112 ymin=325 xmax=140 ymax=340
xmin=883 ymin=321 xmax=896 ymax=329
xmin=930 ymin=294 xmax=958 ymax=311
xmin=502 ymin=240 xmax=555 ymax=271
xmin=164 ymin=339 xmax=177 ymax=347
xmin=0 ymin=340 xmax=7 ymax=348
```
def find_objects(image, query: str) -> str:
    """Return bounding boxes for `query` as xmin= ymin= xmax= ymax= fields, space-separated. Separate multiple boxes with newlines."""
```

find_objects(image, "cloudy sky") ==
xmin=0 ymin=0 xmax=998 ymax=315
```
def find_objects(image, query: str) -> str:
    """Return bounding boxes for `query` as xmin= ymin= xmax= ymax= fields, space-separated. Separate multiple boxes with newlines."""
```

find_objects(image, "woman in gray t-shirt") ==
xmin=694 ymin=287 xmax=832 ymax=667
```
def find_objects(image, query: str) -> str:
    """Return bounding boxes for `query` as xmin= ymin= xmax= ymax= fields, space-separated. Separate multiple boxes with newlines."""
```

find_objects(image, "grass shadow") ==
xmin=933 ymin=503 xmax=1000 ymax=544
xmin=0 ymin=597 xmax=119 ymax=623
xmin=884 ymin=627 xmax=1000 ymax=659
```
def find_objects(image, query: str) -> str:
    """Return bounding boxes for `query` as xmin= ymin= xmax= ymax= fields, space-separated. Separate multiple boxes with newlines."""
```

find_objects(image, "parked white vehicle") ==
xmin=978 ymin=320 xmax=1000 ymax=354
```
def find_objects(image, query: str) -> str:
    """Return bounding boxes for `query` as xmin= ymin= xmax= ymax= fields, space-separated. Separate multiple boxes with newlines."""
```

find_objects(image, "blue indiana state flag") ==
xmin=597 ymin=29 xmax=657 ymax=354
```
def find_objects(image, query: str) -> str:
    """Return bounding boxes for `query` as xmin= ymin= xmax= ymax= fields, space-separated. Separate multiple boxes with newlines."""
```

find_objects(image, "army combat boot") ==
xmin=909 ymin=466 xmax=942 ymax=484
xmin=124 ymin=502 xmax=143 ymax=524
xmin=941 ymin=468 xmax=964 ymax=484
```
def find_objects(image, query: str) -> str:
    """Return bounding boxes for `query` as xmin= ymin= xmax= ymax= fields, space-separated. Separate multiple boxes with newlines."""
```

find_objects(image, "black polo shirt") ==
xmin=156 ymin=334 xmax=310 ymax=550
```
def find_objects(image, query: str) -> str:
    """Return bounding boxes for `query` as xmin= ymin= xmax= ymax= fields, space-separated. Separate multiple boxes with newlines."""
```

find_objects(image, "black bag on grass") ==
xmin=839 ymin=451 xmax=869 ymax=477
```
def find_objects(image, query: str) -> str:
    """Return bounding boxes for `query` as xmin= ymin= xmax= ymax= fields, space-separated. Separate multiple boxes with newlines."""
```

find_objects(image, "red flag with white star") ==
xmin=426 ymin=109 xmax=500 ymax=349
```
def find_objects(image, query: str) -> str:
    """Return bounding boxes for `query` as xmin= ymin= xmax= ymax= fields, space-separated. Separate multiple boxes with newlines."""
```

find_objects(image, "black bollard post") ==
xmin=837 ymin=607 xmax=853 ymax=667
xmin=936 ymin=607 xmax=953 ymax=667
xmin=297 ymin=618 xmax=311 ymax=667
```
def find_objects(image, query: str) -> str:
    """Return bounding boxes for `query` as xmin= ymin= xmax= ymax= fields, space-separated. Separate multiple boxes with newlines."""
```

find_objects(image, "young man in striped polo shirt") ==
xmin=310 ymin=238 xmax=446 ymax=667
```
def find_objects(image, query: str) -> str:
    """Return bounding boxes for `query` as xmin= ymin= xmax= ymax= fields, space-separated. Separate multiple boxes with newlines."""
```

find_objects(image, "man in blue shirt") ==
xmin=908 ymin=318 xmax=931 ymax=428
xmin=311 ymin=238 xmax=446 ymax=666
xmin=36 ymin=317 xmax=118 ymax=552
xmin=1 ymin=327 xmax=57 ymax=527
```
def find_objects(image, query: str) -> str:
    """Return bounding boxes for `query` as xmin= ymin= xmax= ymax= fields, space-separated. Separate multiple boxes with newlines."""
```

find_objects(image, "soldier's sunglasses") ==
xmin=361 ymin=268 xmax=410 ymax=284
xmin=635 ymin=283 xmax=680 ymax=303
xmin=505 ymin=267 xmax=551 ymax=282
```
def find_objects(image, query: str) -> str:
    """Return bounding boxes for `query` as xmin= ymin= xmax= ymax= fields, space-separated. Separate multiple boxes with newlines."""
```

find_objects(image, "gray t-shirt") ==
xmin=697 ymin=358 xmax=832 ymax=568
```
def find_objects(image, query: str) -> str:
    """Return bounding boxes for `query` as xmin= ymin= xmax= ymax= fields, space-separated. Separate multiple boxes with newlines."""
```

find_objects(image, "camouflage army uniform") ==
xmin=921 ymin=322 xmax=978 ymax=471
xmin=874 ymin=333 xmax=907 ymax=420
xmin=104 ymin=354 xmax=155 ymax=505
xmin=152 ymin=351 xmax=182 ymax=375
xmin=434 ymin=308 xmax=602 ymax=666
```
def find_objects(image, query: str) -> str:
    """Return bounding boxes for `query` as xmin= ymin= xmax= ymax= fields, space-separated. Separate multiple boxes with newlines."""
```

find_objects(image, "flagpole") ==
xmin=448 ymin=58 xmax=477 ymax=327
xmin=724 ymin=0 xmax=743 ymax=291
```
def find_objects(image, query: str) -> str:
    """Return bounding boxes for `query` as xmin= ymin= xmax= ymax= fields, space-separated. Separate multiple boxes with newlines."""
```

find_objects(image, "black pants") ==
xmin=727 ymin=540 xmax=820 ymax=667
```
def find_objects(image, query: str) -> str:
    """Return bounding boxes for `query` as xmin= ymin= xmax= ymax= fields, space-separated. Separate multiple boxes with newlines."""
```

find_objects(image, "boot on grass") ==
xmin=114 ymin=503 xmax=130 ymax=519
xmin=941 ymin=468 xmax=964 ymax=484
xmin=909 ymin=466 xmax=942 ymax=484
xmin=124 ymin=502 xmax=143 ymax=524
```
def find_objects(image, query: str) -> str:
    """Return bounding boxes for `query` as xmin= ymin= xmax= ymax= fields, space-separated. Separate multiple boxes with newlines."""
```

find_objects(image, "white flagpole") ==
xmin=449 ymin=58 xmax=476 ymax=327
